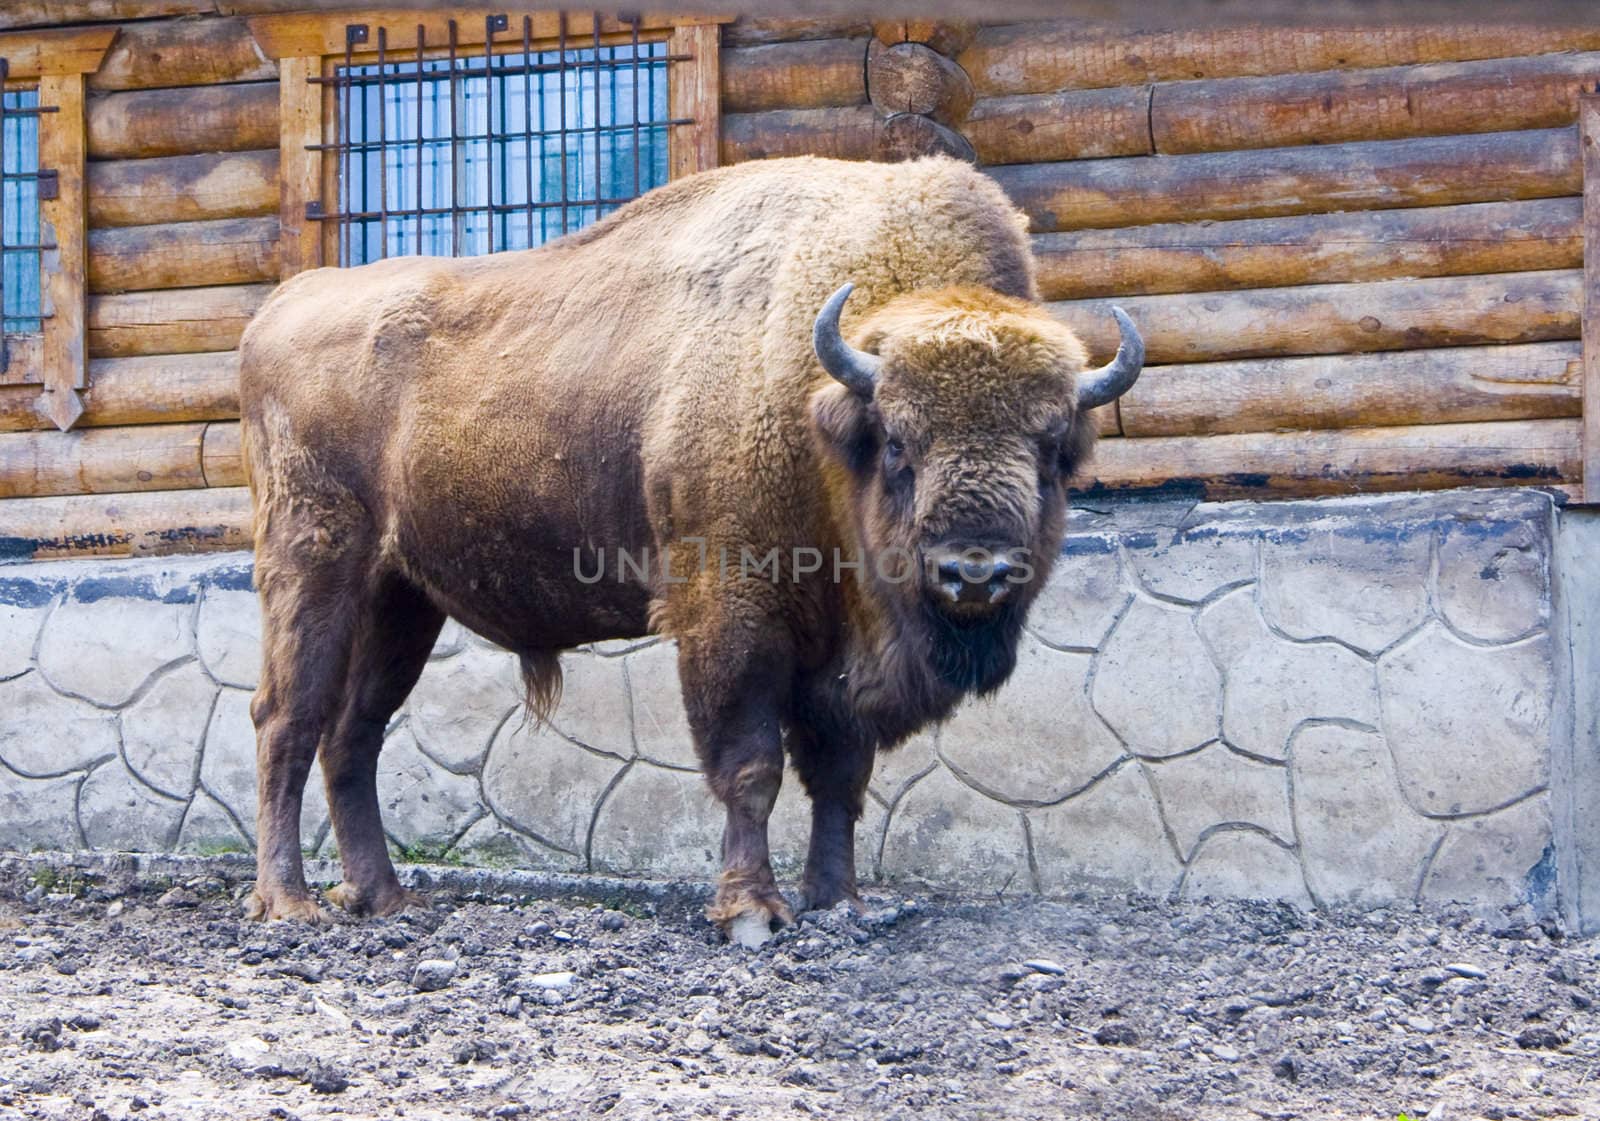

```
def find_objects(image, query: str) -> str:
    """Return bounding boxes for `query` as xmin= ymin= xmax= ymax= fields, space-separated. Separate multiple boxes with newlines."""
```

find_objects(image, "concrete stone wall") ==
xmin=0 ymin=488 xmax=1584 ymax=925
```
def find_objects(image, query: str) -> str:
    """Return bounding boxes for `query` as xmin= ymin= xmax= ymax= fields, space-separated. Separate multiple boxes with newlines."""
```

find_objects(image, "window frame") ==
xmin=248 ymin=10 xmax=725 ymax=279
xmin=0 ymin=27 xmax=116 ymax=432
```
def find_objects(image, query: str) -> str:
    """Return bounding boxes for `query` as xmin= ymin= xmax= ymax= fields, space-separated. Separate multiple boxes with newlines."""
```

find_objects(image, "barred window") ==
xmin=329 ymin=17 xmax=675 ymax=266
xmin=2 ymin=85 xmax=44 ymax=337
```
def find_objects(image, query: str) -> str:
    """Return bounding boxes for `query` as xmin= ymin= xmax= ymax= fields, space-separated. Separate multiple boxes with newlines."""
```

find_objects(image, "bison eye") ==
xmin=882 ymin=437 xmax=911 ymax=481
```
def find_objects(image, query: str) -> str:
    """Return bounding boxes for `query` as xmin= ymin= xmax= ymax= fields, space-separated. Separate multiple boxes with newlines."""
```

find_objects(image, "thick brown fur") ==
xmin=237 ymin=155 xmax=1105 ymax=931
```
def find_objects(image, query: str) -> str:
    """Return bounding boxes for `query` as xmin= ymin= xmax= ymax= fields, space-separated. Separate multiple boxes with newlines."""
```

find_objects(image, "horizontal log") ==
xmin=1077 ymin=418 xmax=1580 ymax=500
xmin=965 ymin=86 xmax=1152 ymax=165
xmin=92 ymin=17 xmax=278 ymax=91
xmin=724 ymin=16 xmax=873 ymax=46
xmin=88 ymin=150 xmax=279 ymax=229
xmin=722 ymin=38 xmax=867 ymax=113
xmin=868 ymin=41 xmax=974 ymax=125
xmin=961 ymin=23 xmax=1600 ymax=97
xmin=0 ymin=2 xmax=212 ymax=31
xmin=0 ymin=487 xmax=252 ymax=561
xmin=1154 ymin=51 xmax=1600 ymax=155
xmin=1051 ymin=269 xmax=1581 ymax=365
xmin=1118 ymin=341 xmax=1581 ymax=438
xmin=0 ymin=352 xmax=241 ymax=433
xmin=0 ymin=422 xmax=207 ymax=499
xmin=202 ymin=422 xmax=244 ymax=487
xmin=89 ymin=217 xmax=279 ymax=294
xmin=992 ymin=127 xmax=1579 ymax=232
xmin=1032 ymin=198 xmax=1583 ymax=300
xmin=88 ymin=284 xmax=275 ymax=359
xmin=87 ymin=82 xmax=279 ymax=161
xmin=721 ymin=105 xmax=879 ymax=163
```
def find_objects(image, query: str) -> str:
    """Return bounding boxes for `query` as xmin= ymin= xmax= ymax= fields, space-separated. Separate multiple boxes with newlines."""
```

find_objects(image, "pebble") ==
xmin=1093 ymin=1023 xmax=1139 ymax=1047
xmin=1407 ymin=1016 xmax=1437 ymax=1033
xmin=411 ymin=959 xmax=458 ymax=992
xmin=598 ymin=911 xmax=627 ymax=932
xmin=527 ymin=971 xmax=574 ymax=991
xmin=157 ymin=887 xmax=200 ymax=909
xmin=105 ymin=900 xmax=125 ymax=919
xmin=1022 ymin=958 xmax=1065 ymax=976
xmin=982 ymin=1012 xmax=1014 ymax=1030
xmin=1444 ymin=962 xmax=1487 ymax=980
xmin=1209 ymin=1044 xmax=1240 ymax=1062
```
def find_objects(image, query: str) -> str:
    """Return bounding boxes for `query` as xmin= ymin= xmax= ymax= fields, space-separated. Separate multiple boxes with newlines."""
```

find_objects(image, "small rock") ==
xmin=982 ymin=1012 xmax=1014 ymax=1030
xmin=598 ymin=911 xmax=627 ymax=932
xmin=1444 ymin=962 xmax=1487 ymax=980
xmin=411 ymin=959 xmax=458 ymax=993
xmin=66 ymin=1014 xmax=100 ymax=1032
xmin=1272 ymin=1054 xmax=1299 ymax=1082
xmin=306 ymin=1065 xmax=348 ymax=1094
xmin=157 ymin=886 xmax=200 ymax=909
xmin=527 ymin=971 xmax=574 ymax=991
xmin=1209 ymin=1043 xmax=1240 ymax=1062
xmin=523 ymin=921 xmax=552 ymax=938
xmin=1093 ymin=1023 xmax=1139 ymax=1047
xmin=540 ymin=989 xmax=563 ymax=1006
xmin=1407 ymin=1016 xmax=1436 ymax=1033
xmin=552 ymin=929 xmax=575 ymax=943
xmin=1022 ymin=958 xmax=1066 ymax=976
xmin=1515 ymin=1026 xmax=1567 ymax=1051
xmin=105 ymin=900 xmax=125 ymax=919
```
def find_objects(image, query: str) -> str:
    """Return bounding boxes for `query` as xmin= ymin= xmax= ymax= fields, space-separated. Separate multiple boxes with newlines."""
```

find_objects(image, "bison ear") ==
xmin=810 ymin=384 xmax=876 ymax=474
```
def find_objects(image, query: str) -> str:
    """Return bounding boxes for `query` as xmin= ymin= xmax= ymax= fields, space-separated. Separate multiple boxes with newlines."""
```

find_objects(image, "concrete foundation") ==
xmin=1 ymin=488 xmax=1590 ymax=926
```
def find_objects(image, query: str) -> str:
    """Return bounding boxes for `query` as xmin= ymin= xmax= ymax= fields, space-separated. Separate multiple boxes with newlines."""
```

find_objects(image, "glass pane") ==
xmin=2 ymin=88 xmax=42 ymax=335
xmin=338 ymin=38 xmax=670 ymax=266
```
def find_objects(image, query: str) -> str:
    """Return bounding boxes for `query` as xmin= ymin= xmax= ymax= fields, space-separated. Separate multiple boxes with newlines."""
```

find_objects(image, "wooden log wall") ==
xmin=3 ymin=12 xmax=1599 ymax=556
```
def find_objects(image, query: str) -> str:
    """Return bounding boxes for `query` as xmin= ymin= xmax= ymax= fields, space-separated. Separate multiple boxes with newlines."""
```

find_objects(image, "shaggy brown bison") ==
xmin=237 ymin=155 xmax=1142 ymax=943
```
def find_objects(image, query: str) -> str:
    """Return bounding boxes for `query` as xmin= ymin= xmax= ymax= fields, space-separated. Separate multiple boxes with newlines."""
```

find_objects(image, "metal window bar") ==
xmin=0 ymin=60 xmax=59 ymax=349
xmin=312 ymin=12 xmax=682 ymax=265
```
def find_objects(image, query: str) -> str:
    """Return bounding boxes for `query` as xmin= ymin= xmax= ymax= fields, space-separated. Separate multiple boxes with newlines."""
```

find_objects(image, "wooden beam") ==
xmin=1077 ymin=418 xmax=1580 ymax=501
xmin=1050 ymin=269 xmax=1581 ymax=365
xmin=991 ymin=127 xmax=1580 ymax=233
xmin=0 ymin=486 xmax=252 ymax=561
xmin=88 ymin=150 xmax=279 ymax=229
xmin=1581 ymin=93 xmax=1600 ymax=501
xmin=1153 ymin=52 xmax=1600 ymax=156
xmin=1032 ymin=199 xmax=1583 ymax=300
xmin=722 ymin=38 xmax=867 ymax=113
xmin=0 ymin=27 xmax=117 ymax=78
xmin=91 ymin=16 xmax=277 ymax=91
xmin=89 ymin=217 xmax=279 ymax=294
xmin=724 ymin=16 xmax=870 ymax=46
xmin=277 ymin=55 xmax=322 ymax=278
xmin=37 ymin=73 xmax=88 ymax=431
xmin=1118 ymin=341 xmax=1581 ymax=438
xmin=86 ymin=82 xmax=279 ymax=161
xmin=87 ymin=284 xmax=275 ymax=359
xmin=246 ymin=10 xmax=723 ymax=61
xmin=669 ymin=23 xmax=721 ymax=178
xmin=960 ymin=23 xmax=1600 ymax=98
xmin=722 ymin=105 xmax=878 ymax=163
xmin=0 ymin=353 xmax=241 ymax=434
xmin=965 ymin=86 xmax=1152 ymax=166
xmin=0 ymin=421 xmax=207 ymax=499
xmin=867 ymin=41 xmax=974 ymax=125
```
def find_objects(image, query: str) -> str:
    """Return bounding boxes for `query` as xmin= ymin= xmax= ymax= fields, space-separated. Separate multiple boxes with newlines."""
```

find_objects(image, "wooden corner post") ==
xmin=1583 ymin=91 xmax=1600 ymax=502
xmin=277 ymin=54 xmax=323 ymax=278
xmin=36 ymin=71 xmax=87 ymax=430
xmin=669 ymin=22 xmax=722 ymax=179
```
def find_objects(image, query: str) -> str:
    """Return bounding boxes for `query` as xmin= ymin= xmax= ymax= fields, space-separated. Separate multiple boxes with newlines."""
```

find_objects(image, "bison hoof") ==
xmin=326 ymin=882 xmax=428 ymax=918
xmin=726 ymin=910 xmax=780 ymax=949
xmin=244 ymin=887 xmax=331 ymax=924
xmin=799 ymin=883 xmax=865 ymax=915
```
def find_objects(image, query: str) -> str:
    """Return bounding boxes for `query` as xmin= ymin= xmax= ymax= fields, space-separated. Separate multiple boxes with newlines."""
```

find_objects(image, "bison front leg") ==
xmin=681 ymin=645 xmax=794 ymax=947
xmin=791 ymin=724 xmax=874 ymax=913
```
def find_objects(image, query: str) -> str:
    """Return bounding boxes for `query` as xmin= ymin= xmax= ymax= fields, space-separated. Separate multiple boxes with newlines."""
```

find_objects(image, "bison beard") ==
xmin=235 ymin=155 xmax=1142 ymax=942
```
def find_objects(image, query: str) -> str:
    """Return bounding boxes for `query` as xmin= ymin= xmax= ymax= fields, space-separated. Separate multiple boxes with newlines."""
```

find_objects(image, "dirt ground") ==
xmin=1 ymin=856 xmax=1598 ymax=1121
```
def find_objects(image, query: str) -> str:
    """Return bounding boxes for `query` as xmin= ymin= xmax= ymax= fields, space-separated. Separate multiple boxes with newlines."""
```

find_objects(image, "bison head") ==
xmin=809 ymin=283 xmax=1142 ymax=696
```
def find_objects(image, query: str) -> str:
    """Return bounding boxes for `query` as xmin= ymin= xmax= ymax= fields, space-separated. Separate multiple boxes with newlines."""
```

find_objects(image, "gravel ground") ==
xmin=1 ymin=856 xmax=1598 ymax=1121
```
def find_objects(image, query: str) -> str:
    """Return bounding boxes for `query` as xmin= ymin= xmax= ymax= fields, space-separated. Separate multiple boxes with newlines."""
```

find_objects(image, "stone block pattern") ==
xmin=0 ymin=489 xmax=1563 ymax=916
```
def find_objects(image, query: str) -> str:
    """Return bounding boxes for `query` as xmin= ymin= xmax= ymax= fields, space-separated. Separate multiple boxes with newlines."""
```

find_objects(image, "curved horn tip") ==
xmin=813 ymin=282 xmax=881 ymax=397
xmin=1076 ymin=306 xmax=1145 ymax=411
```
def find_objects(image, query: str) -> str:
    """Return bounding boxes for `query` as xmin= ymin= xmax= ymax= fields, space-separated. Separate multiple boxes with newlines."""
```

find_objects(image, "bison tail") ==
xmin=518 ymin=650 xmax=564 ymax=726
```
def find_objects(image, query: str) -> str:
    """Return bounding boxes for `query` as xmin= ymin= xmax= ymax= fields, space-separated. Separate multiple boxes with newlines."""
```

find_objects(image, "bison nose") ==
xmin=930 ymin=549 xmax=1017 ymax=608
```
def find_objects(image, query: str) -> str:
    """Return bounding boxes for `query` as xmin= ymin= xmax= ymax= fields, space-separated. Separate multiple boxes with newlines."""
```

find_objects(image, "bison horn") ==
xmin=813 ymin=283 xmax=882 ymax=397
xmin=1076 ymin=307 xmax=1145 ymax=411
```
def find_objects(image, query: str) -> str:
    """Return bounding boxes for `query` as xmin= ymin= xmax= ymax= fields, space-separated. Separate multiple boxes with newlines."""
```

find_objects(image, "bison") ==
xmin=237 ymin=155 xmax=1142 ymax=943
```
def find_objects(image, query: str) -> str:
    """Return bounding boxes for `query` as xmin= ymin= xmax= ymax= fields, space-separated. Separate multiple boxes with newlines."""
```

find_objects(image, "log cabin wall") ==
xmin=0 ymin=10 xmax=1597 ymax=557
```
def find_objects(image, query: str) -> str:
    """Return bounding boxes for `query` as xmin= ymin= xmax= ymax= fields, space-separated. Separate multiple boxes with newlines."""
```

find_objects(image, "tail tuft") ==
xmin=518 ymin=650 xmax=563 ymax=726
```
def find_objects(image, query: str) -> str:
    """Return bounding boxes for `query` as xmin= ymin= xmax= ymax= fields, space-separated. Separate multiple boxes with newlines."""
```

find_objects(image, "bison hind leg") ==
xmin=518 ymin=650 xmax=564 ymax=725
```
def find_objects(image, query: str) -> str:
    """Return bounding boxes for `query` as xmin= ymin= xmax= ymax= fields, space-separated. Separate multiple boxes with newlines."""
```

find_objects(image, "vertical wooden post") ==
xmin=668 ymin=23 xmax=720 ymax=179
xmin=278 ymin=54 xmax=324 ymax=278
xmin=1583 ymin=93 xmax=1600 ymax=501
xmin=36 ymin=72 xmax=86 ymax=431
